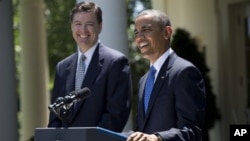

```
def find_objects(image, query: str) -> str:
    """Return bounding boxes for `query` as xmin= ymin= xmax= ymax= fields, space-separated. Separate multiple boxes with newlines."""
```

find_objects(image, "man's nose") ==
xmin=135 ymin=32 xmax=145 ymax=41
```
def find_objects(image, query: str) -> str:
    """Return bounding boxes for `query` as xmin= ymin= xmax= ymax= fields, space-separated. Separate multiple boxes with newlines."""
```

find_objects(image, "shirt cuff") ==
xmin=154 ymin=133 xmax=163 ymax=141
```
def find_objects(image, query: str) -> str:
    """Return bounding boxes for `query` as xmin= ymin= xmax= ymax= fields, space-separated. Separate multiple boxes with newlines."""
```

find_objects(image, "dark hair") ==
xmin=137 ymin=9 xmax=171 ymax=28
xmin=70 ymin=1 xmax=102 ymax=24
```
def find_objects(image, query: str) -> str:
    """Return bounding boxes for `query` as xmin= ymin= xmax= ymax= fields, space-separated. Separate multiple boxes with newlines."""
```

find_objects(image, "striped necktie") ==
xmin=144 ymin=66 xmax=156 ymax=113
xmin=75 ymin=54 xmax=86 ymax=90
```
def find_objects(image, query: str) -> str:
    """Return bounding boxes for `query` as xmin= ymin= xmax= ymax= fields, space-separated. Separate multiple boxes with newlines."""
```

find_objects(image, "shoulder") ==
xmin=99 ymin=44 xmax=125 ymax=57
xmin=57 ymin=52 xmax=77 ymax=67
xmin=168 ymin=53 xmax=201 ymax=77
xmin=170 ymin=52 xmax=196 ymax=69
xmin=98 ymin=43 xmax=127 ymax=58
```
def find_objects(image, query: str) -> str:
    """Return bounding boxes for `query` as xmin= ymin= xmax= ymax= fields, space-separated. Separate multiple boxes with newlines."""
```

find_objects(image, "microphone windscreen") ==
xmin=75 ymin=87 xmax=91 ymax=100
xmin=55 ymin=97 xmax=64 ymax=103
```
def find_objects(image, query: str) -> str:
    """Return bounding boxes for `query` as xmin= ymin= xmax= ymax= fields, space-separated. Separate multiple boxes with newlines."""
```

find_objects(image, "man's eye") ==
xmin=86 ymin=23 xmax=94 ymax=26
xmin=143 ymin=28 xmax=150 ymax=31
xmin=75 ymin=23 xmax=81 ymax=26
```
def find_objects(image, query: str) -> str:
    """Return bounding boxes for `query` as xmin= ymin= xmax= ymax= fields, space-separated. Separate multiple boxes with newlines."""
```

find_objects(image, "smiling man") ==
xmin=48 ymin=1 xmax=132 ymax=132
xmin=126 ymin=9 xmax=206 ymax=141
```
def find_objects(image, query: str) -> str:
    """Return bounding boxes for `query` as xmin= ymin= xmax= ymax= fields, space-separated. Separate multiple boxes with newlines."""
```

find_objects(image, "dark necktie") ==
xmin=144 ymin=66 xmax=156 ymax=113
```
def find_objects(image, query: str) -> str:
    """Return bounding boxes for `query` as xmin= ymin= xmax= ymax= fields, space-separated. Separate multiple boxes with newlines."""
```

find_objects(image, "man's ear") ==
xmin=98 ymin=23 xmax=103 ymax=33
xmin=164 ymin=26 xmax=172 ymax=40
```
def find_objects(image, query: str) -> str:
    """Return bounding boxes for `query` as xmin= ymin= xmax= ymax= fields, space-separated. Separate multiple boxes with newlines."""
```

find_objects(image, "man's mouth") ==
xmin=138 ymin=42 xmax=148 ymax=48
xmin=79 ymin=34 xmax=88 ymax=39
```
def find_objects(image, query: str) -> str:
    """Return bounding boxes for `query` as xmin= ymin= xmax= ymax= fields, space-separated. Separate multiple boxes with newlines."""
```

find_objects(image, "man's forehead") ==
xmin=135 ymin=15 xmax=154 ymax=23
xmin=137 ymin=23 xmax=152 ymax=28
xmin=73 ymin=12 xmax=97 ymax=20
xmin=135 ymin=18 xmax=154 ymax=28
xmin=136 ymin=14 xmax=153 ymax=21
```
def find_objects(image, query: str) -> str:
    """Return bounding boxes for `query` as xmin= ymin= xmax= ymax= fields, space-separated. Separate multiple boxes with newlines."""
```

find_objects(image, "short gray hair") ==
xmin=136 ymin=9 xmax=171 ymax=28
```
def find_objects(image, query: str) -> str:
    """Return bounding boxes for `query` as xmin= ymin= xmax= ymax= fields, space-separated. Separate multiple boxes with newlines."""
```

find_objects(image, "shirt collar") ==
xmin=77 ymin=41 xmax=99 ymax=63
xmin=151 ymin=48 xmax=173 ymax=73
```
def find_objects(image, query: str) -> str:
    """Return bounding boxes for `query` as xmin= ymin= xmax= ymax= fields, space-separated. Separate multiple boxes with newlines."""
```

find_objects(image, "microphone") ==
xmin=65 ymin=87 xmax=91 ymax=105
xmin=48 ymin=96 xmax=65 ymax=111
xmin=48 ymin=87 xmax=91 ymax=111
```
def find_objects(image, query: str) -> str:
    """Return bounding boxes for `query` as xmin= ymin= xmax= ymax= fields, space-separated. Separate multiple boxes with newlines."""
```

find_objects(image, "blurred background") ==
xmin=0 ymin=0 xmax=249 ymax=141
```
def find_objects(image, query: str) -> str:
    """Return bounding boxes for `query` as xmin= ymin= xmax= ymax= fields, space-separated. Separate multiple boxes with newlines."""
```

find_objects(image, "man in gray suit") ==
xmin=48 ymin=1 xmax=132 ymax=132
xmin=127 ymin=9 xmax=206 ymax=141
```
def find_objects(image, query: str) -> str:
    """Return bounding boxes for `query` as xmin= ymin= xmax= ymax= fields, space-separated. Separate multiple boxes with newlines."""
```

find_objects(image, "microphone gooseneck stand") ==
xmin=48 ymin=97 xmax=73 ymax=127
xmin=48 ymin=87 xmax=91 ymax=127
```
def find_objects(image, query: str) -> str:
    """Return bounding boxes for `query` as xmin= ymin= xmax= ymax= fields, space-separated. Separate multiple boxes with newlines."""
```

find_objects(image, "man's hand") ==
xmin=126 ymin=132 xmax=161 ymax=141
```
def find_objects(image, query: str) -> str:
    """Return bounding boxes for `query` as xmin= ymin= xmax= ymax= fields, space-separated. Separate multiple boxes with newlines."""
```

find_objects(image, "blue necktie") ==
xmin=144 ymin=66 xmax=156 ymax=113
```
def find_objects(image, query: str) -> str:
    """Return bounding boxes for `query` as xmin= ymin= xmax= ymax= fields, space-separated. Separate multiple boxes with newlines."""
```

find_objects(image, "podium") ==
xmin=34 ymin=127 xmax=127 ymax=141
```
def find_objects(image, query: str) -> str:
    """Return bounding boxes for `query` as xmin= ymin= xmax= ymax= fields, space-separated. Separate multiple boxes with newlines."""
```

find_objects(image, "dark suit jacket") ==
xmin=136 ymin=52 xmax=206 ymax=141
xmin=48 ymin=43 xmax=132 ymax=132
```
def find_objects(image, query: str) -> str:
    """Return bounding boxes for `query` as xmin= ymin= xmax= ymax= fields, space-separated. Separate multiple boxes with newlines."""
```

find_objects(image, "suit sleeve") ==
xmin=157 ymin=66 xmax=206 ymax=141
xmin=48 ymin=64 xmax=63 ymax=127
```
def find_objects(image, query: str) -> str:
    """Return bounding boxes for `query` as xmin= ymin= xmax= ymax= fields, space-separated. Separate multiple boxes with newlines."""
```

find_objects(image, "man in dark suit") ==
xmin=48 ymin=1 xmax=132 ymax=132
xmin=126 ymin=9 xmax=206 ymax=141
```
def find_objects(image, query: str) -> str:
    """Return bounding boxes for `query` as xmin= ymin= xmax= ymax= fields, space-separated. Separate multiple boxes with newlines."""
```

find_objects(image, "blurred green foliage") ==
xmin=45 ymin=0 xmax=76 ymax=84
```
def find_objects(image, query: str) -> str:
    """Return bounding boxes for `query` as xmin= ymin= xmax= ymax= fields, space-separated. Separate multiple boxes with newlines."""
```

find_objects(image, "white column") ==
xmin=77 ymin=0 xmax=132 ymax=131
xmin=19 ymin=0 xmax=50 ymax=140
xmin=0 ymin=0 xmax=18 ymax=141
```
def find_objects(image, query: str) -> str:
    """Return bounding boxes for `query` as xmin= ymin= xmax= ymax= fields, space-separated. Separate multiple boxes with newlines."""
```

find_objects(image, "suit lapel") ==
xmin=142 ymin=52 xmax=177 ymax=130
xmin=83 ymin=43 xmax=103 ymax=88
xmin=137 ymin=75 xmax=147 ymax=131
xmin=66 ymin=54 xmax=78 ymax=95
